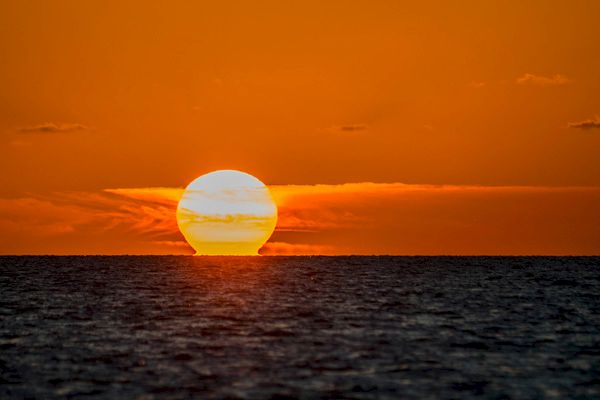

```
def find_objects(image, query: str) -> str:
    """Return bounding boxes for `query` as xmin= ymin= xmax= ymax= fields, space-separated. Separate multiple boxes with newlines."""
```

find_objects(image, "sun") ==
xmin=176 ymin=170 xmax=277 ymax=255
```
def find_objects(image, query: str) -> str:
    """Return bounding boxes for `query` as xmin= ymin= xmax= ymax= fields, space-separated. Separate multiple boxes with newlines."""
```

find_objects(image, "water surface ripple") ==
xmin=1 ymin=256 xmax=599 ymax=399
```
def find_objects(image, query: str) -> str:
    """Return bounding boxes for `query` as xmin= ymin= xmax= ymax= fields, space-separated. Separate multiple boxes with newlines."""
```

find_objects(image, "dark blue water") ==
xmin=1 ymin=256 xmax=599 ymax=399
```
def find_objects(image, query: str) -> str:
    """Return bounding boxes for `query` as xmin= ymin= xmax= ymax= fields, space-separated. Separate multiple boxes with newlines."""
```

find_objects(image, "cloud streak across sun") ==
xmin=0 ymin=183 xmax=599 ymax=255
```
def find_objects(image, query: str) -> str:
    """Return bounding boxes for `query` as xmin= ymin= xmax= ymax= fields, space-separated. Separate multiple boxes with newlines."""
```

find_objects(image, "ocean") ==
xmin=1 ymin=256 xmax=599 ymax=399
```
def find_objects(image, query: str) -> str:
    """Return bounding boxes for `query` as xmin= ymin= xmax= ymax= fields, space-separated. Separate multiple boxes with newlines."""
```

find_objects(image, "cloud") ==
xmin=18 ymin=122 xmax=92 ymax=134
xmin=259 ymin=241 xmax=334 ymax=255
xmin=150 ymin=240 xmax=190 ymax=249
xmin=516 ymin=73 xmax=571 ymax=86
xmin=1 ymin=183 xmax=600 ymax=255
xmin=0 ymin=189 xmax=189 ymax=254
xmin=104 ymin=187 xmax=183 ymax=205
xmin=468 ymin=81 xmax=486 ymax=88
xmin=568 ymin=117 xmax=600 ymax=130
xmin=329 ymin=123 xmax=369 ymax=133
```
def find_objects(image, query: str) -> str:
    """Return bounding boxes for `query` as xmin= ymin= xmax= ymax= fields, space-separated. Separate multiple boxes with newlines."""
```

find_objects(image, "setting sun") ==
xmin=176 ymin=170 xmax=277 ymax=255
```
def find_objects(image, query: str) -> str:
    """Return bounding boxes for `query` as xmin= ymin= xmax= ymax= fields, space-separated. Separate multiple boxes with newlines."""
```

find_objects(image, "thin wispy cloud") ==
xmin=516 ymin=73 xmax=571 ymax=87
xmin=259 ymin=241 xmax=334 ymax=255
xmin=568 ymin=117 xmax=600 ymax=130
xmin=1 ymin=183 xmax=600 ymax=255
xmin=328 ymin=123 xmax=369 ymax=133
xmin=468 ymin=81 xmax=486 ymax=88
xmin=18 ymin=122 xmax=92 ymax=134
xmin=150 ymin=240 xmax=190 ymax=249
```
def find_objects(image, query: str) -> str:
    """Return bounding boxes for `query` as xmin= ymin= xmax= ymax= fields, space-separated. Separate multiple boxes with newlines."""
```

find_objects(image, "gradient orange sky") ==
xmin=1 ymin=1 xmax=599 ymax=255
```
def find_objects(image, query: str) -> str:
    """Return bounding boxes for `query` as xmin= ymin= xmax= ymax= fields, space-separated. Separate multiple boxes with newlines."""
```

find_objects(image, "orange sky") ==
xmin=1 ymin=1 xmax=599 ymax=255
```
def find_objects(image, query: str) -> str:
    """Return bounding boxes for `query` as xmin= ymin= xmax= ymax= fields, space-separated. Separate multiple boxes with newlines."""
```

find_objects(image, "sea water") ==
xmin=1 ymin=256 xmax=599 ymax=399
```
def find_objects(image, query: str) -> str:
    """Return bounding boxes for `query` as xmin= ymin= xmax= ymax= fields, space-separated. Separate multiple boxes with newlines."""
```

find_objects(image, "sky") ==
xmin=1 ymin=0 xmax=599 ymax=255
